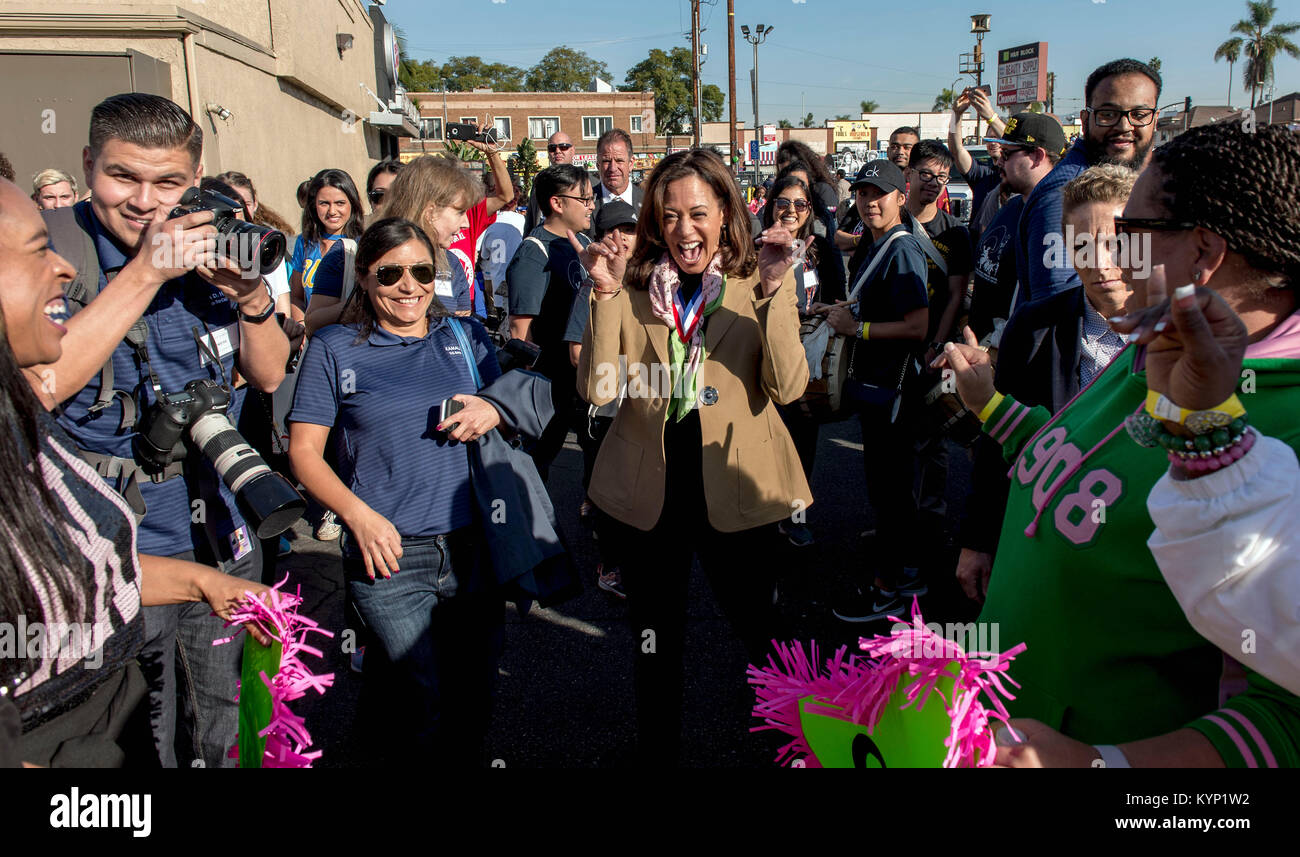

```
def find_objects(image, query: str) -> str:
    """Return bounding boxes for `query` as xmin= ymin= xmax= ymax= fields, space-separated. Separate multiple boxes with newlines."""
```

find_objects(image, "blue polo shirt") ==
xmin=52 ymin=202 xmax=253 ymax=558
xmin=288 ymin=316 xmax=501 ymax=555
xmin=310 ymin=241 xmax=473 ymax=314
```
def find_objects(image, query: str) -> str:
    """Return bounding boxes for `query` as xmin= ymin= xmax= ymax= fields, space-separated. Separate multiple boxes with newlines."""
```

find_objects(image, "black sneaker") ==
xmin=832 ymin=586 xmax=905 ymax=623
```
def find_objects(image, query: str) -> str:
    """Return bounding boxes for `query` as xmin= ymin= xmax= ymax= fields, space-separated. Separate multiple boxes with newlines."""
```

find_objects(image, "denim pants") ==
xmin=343 ymin=529 xmax=503 ymax=766
xmin=137 ymin=541 xmax=261 ymax=768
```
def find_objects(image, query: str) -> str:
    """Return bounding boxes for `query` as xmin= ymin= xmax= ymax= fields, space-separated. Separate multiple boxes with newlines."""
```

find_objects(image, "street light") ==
xmin=742 ymin=24 xmax=772 ymax=192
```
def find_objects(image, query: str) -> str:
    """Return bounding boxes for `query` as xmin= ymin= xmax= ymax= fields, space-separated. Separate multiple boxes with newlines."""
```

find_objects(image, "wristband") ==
xmin=1145 ymin=390 xmax=1245 ymax=433
xmin=1092 ymin=744 xmax=1131 ymax=768
xmin=859 ymin=322 xmax=871 ymax=341
xmin=239 ymin=298 xmax=276 ymax=324
xmin=976 ymin=392 xmax=1005 ymax=423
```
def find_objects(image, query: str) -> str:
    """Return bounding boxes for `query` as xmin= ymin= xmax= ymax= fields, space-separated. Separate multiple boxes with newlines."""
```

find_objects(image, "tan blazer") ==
xmin=578 ymin=266 xmax=812 ymax=533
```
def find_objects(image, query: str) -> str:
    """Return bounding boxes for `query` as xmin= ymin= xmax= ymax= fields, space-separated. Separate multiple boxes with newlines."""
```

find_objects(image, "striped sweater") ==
xmin=977 ymin=321 xmax=1300 ymax=767
xmin=4 ymin=411 xmax=143 ymax=730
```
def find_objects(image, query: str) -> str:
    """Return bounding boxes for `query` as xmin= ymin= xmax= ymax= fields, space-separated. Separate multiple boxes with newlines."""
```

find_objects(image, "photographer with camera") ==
xmin=36 ymin=93 xmax=292 ymax=768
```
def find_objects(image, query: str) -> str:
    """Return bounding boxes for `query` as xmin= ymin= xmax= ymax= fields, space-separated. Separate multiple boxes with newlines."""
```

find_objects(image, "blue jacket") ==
xmin=1015 ymin=139 xmax=1089 ymax=307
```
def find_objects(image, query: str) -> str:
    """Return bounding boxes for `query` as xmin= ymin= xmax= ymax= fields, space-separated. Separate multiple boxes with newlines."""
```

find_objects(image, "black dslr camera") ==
xmin=135 ymin=379 xmax=305 ymax=538
xmin=169 ymin=187 xmax=287 ymax=276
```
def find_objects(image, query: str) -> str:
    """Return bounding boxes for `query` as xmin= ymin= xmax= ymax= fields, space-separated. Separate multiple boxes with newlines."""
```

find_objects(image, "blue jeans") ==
xmin=137 ymin=541 xmax=261 ymax=768
xmin=343 ymin=529 xmax=502 ymax=766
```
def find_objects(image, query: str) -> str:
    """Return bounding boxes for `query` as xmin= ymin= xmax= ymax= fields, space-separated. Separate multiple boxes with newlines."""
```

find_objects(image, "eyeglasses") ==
xmin=1000 ymin=147 xmax=1029 ymax=160
xmin=547 ymin=143 xmax=574 ymax=152
xmin=367 ymin=189 xmax=386 ymax=205
xmin=773 ymin=198 xmax=811 ymax=212
xmin=372 ymin=263 xmax=436 ymax=286
xmin=915 ymin=169 xmax=950 ymax=185
xmin=556 ymin=193 xmax=595 ymax=206
xmin=1113 ymin=217 xmax=1197 ymax=232
xmin=1084 ymin=106 xmax=1156 ymax=127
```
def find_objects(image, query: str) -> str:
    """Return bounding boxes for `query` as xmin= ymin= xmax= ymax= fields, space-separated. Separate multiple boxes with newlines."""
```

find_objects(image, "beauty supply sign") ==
xmin=997 ymin=42 xmax=1048 ymax=107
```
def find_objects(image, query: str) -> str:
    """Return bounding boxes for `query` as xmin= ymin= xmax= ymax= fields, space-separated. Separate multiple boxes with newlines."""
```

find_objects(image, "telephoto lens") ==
xmin=169 ymin=187 xmax=286 ymax=277
xmin=183 ymin=382 xmax=305 ymax=537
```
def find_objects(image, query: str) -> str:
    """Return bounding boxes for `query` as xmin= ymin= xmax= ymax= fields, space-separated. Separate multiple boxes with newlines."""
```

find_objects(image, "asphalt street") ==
xmin=279 ymin=418 xmax=979 ymax=768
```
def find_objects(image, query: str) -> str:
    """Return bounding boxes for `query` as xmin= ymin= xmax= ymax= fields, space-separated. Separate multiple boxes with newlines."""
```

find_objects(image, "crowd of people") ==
xmin=3 ymin=51 xmax=1300 ymax=769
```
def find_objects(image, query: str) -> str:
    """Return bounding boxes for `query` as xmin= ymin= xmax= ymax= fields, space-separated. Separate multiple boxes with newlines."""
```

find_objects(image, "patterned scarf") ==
xmin=648 ymin=251 xmax=726 ymax=422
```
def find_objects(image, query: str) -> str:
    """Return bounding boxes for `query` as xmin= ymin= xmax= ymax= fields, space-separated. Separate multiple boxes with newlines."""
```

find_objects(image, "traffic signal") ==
xmin=1185 ymin=97 xmax=1192 ymax=113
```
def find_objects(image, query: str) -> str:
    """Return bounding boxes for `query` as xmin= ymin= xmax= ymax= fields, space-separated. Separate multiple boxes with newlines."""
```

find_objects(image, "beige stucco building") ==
xmin=0 ymin=0 xmax=417 ymax=220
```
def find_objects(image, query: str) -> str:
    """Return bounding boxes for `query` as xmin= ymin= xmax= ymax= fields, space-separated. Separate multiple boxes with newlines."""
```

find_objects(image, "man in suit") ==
xmin=589 ymin=127 xmax=642 ymax=237
xmin=523 ymin=130 xmax=576 ymax=235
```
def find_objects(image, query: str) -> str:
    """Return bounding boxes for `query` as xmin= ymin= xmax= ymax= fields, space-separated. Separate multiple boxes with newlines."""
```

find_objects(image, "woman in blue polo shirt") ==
xmin=289 ymin=169 xmax=364 ymax=318
xmin=287 ymin=217 xmax=504 ymax=764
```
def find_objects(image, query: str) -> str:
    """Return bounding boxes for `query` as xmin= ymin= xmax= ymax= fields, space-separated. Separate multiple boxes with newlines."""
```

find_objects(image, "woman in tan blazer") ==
xmin=572 ymin=148 xmax=811 ymax=764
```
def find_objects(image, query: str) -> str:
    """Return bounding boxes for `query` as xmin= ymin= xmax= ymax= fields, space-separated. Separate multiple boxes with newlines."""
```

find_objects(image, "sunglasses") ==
xmin=372 ymin=263 xmax=435 ymax=286
xmin=548 ymin=143 xmax=574 ymax=152
xmin=773 ymin=198 xmax=811 ymax=212
xmin=367 ymin=188 xmax=386 ymax=205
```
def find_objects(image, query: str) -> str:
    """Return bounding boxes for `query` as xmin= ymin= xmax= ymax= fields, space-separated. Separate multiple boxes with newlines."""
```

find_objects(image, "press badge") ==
xmin=198 ymin=323 xmax=240 ymax=366
xmin=228 ymin=525 xmax=252 ymax=562
xmin=803 ymin=268 xmax=819 ymax=307
xmin=435 ymin=271 xmax=456 ymax=299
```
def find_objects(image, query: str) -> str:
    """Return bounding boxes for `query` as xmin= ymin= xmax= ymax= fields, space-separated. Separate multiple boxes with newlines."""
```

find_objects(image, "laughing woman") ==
xmin=288 ymin=217 xmax=504 ymax=765
xmin=574 ymin=148 xmax=811 ymax=764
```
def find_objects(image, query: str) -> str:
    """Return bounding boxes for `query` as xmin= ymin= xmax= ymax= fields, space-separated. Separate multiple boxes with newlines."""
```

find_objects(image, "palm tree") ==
xmin=799 ymin=113 xmax=815 ymax=128
xmin=1147 ymin=57 xmax=1162 ymax=74
xmin=1229 ymin=1 xmax=1300 ymax=108
xmin=933 ymin=89 xmax=958 ymax=112
xmin=860 ymin=99 xmax=880 ymax=114
xmin=778 ymin=118 xmax=793 ymax=129
xmin=1215 ymin=37 xmax=1242 ymax=106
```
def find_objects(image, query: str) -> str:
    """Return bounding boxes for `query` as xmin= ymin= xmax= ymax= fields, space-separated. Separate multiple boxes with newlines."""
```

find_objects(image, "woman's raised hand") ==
xmin=570 ymin=230 xmax=626 ymax=299
xmin=756 ymin=223 xmax=799 ymax=297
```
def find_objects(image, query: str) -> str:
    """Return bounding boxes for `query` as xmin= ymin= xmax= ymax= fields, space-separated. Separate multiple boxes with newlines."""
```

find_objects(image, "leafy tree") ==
xmin=799 ymin=113 xmax=815 ymax=128
xmin=933 ymin=88 xmax=959 ymax=112
xmin=514 ymin=138 xmax=540 ymax=195
xmin=1227 ymin=1 xmax=1299 ymax=107
xmin=621 ymin=47 xmax=723 ymax=134
xmin=400 ymin=58 xmax=443 ymax=92
xmin=1147 ymin=56 xmax=1162 ymax=74
xmin=1216 ymin=37 xmax=1243 ymax=105
xmin=834 ymin=114 xmax=852 ymax=121
xmin=860 ymin=99 xmax=880 ymax=114
xmin=526 ymin=46 xmax=611 ymax=92
xmin=777 ymin=118 xmax=793 ymax=129
xmin=440 ymin=55 xmax=525 ymax=92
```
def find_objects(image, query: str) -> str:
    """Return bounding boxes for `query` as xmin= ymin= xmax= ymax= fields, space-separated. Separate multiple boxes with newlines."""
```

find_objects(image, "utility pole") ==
xmin=741 ymin=24 xmax=771 ymax=191
xmin=691 ymin=0 xmax=701 ymax=148
xmin=727 ymin=0 xmax=737 ymax=172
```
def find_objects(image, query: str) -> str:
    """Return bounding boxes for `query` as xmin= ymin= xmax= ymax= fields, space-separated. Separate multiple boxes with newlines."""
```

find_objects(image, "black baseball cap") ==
xmin=985 ymin=113 xmax=1068 ymax=157
xmin=850 ymin=159 xmax=906 ymax=195
xmin=595 ymin=199 xmax=637 ymax=235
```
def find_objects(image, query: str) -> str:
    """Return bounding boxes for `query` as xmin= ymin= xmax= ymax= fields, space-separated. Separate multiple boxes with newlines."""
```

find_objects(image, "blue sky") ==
xmin=385 ymin=0 xmax=1298 ymax=120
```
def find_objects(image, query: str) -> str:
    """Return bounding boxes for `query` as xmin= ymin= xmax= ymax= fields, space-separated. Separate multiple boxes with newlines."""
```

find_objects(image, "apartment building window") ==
xmin=492 ymin=117 xmax=511 ymax=141
xmin=629 ymin=115 xmax=643 ymax=133
xmin=528 ymin=116 xmax=560 ymax=139
xmin=582 ymin=116 xmax=613 ymax=139
xmin=419 ymin=118 xmax=443 ymax=140
xmin=460 ymin=116 xmax=476 ymax=125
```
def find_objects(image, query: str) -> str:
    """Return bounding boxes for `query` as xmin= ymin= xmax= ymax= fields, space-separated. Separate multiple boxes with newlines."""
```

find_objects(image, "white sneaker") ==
xmin=315 ymin=511 xmax=342 ymax=541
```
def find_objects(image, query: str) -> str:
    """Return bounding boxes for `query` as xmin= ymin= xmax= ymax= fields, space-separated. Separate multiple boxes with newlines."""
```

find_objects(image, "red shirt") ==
xmin=448 ymin=200 xmax=496 ymax=302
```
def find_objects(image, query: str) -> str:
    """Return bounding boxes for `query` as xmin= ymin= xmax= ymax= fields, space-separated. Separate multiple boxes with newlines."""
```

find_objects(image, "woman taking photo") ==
xmin=305 ymin=156 xmax=476 ymax=333
xmin=574 ymin=148 xmax=810 ymax=764
xmin=761 ymin=173 xmax=846 ymax=547
xmin=289 ymin=169 xmax=364 ymax=320
xmin=288 ymin=217 xmax=506 ymax=765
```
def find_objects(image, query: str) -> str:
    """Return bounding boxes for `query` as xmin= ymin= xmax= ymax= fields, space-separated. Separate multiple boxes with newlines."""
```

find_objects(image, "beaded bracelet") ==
xmin=1126 ymin=411 xmax=1254 ymax=473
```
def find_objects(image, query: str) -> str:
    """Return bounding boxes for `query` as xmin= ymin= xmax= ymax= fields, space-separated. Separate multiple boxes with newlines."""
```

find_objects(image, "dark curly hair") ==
xmin=1151 ymin=122 xmax=1300 ymax=287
